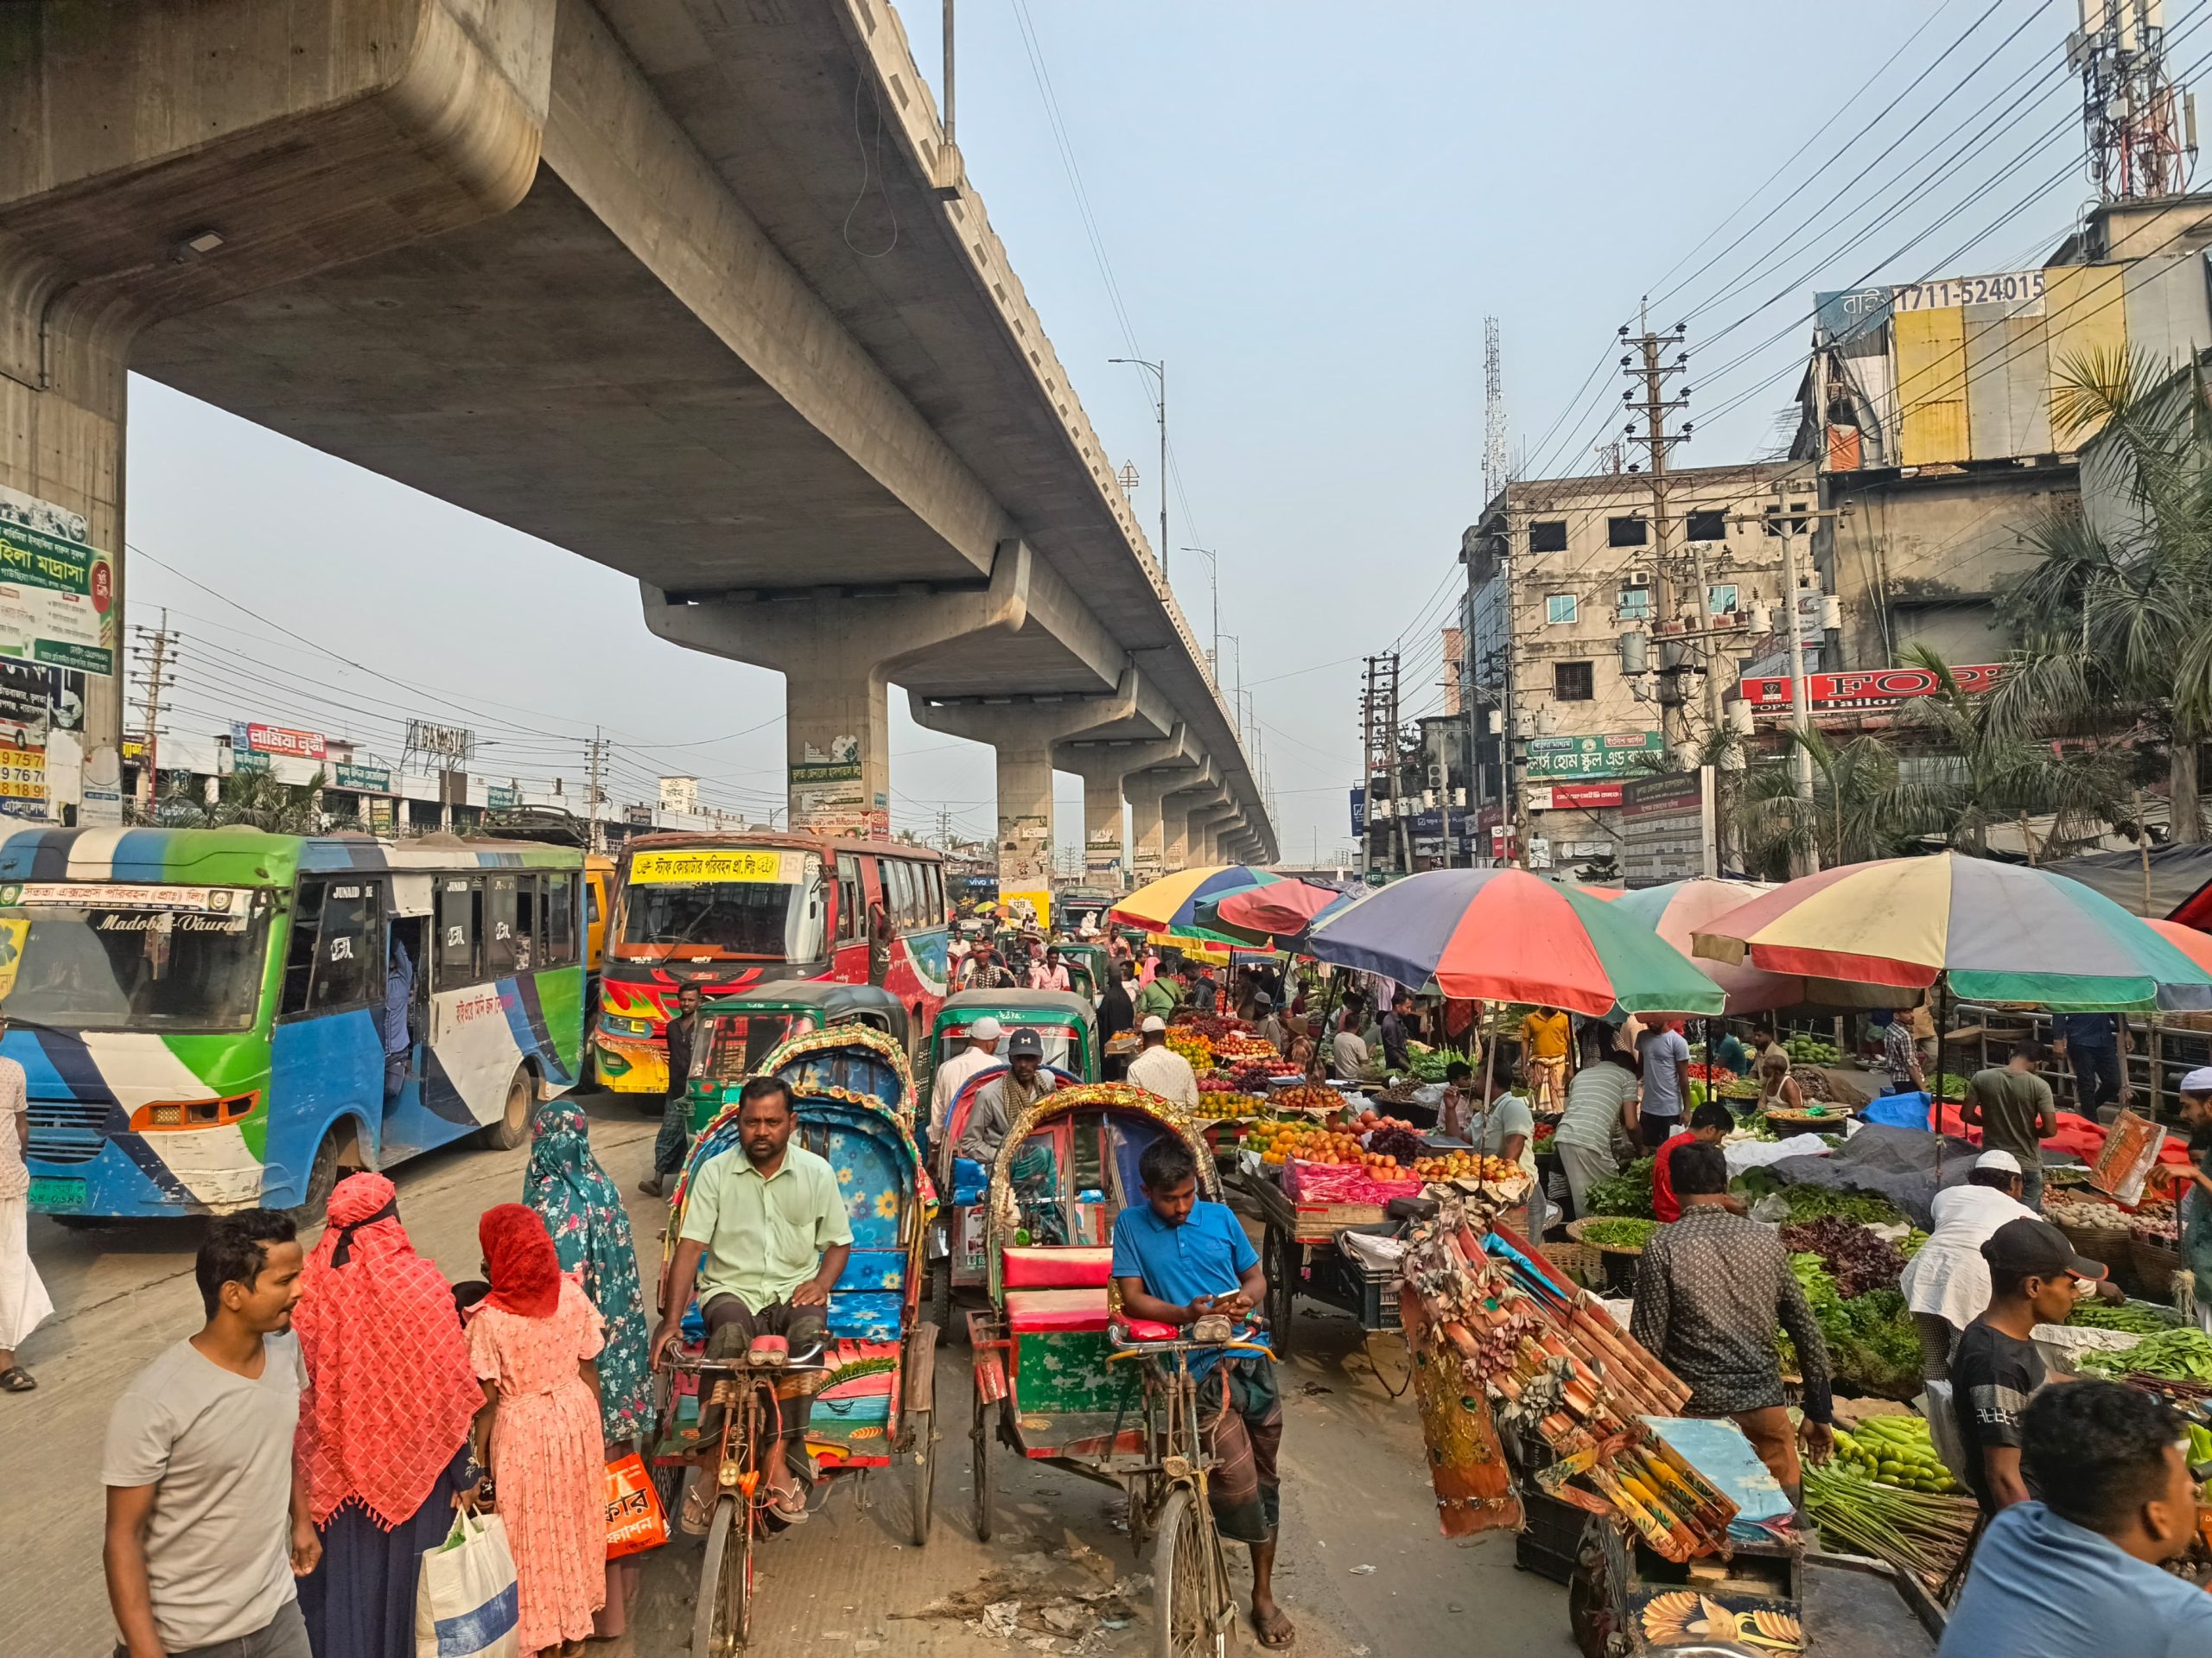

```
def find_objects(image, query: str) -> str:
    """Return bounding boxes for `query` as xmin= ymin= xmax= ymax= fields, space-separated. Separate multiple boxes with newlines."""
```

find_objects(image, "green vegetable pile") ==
xmin=1833 ymin=1414 xmax=1962 ymax=1494
xmin=1784 ymin=1254 xmax=1924 ymax=1399
xmin=1780 ymin=1185 xmax=1907 ymax=1228
xmin=1803 ymin=1462 xmax=1978 ymax=1590
xmin=1405 ymin=1049 xmax=1459 ymax=1083
xmin=1929 ymin=1071 xmax=1970 ymax=1102
xmin=1579 ymin=1217 xmax=1657 ymax=1251
xmin=2077 ymin=1327 xmax=2212 ymax=1382
xmin=1584 ymin=1156 xmax=1656 ymax=1219
xmin=2068 ymin=1300 xmax=2183 ymax=1334
xmin=1784 ymin=1033 xmax=1841 ymax=1064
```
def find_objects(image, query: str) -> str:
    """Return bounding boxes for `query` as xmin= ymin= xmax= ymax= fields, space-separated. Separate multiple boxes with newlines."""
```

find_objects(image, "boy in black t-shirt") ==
xmin=1949 ymin=1217 xmax=2107 ymax=1512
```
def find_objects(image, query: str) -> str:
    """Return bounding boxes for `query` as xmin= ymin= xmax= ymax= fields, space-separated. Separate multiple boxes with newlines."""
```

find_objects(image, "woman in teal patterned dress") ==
xmin=523 ymin=1100 xmax=654 ymax=1445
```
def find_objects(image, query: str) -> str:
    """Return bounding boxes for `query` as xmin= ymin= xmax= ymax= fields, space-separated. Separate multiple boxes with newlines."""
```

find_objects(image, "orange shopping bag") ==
xmin=604 ymin=1452 xmax=670 ymax=1559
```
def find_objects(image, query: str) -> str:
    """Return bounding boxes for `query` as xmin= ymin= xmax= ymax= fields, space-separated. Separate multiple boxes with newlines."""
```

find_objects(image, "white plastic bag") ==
xmin=416 ymin=1508 xmax=520 ymax=1658
xmin=1916 ymin=1381 xmax=1973 ymax=1488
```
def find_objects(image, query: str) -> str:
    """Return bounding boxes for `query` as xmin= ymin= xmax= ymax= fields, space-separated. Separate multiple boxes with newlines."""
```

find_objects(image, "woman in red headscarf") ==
xmin=467 ymin=1204 xmax=607 ymax=1657
xmin=293 ymin=1172 xmax=484 ymax=1658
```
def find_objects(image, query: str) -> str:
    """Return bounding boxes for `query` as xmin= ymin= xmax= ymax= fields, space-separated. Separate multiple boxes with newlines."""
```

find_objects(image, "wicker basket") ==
xmin=1540 ymin=1240 xmax=1600 ymax=1290
xmin=1764 ymin=1106 xmax=1854 ymax=1131
xmin=2133 ymin=1235 xmax=2185 ymax=1299
xmin=2052 ymin=1205 xmax=2134 ymax=1277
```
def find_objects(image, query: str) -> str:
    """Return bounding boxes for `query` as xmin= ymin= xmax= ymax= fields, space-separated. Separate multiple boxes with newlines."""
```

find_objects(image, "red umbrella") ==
xmin=1206 ymin=880 xmax=1344 ymax=943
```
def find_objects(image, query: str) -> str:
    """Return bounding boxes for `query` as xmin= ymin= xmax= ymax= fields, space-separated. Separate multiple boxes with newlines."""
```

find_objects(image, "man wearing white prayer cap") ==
xmin=929 ymin=1015 xmax=1006 ymax=1146
xmin=2176 ymin=1069 xmax=2212 ymax=1332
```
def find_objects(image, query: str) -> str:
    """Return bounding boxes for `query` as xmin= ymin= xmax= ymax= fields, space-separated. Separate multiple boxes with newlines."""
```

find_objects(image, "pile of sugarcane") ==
xmin=1398 ymin=1201 xmax=1737 ymax=1562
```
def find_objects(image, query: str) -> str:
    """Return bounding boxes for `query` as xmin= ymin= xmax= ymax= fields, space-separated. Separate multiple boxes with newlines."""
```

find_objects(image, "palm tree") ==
xmin=154 ymin=767 xmax=327 ymax=834
xmin=1992 ymin=347 xmax=2212 ymax=841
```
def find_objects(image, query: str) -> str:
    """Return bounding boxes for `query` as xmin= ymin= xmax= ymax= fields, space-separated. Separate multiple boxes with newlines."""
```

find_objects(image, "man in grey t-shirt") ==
xmin=1636 ymin=1020 xmax=1694 ymax=1150
xmin=105 ymin=1210 xmax=314 ymax=1658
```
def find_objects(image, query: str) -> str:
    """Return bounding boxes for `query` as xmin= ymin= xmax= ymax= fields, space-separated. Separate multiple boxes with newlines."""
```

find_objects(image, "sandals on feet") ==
xmin=680 ymin=1471 xmax=718 ymax=1536
xmin=766 ymin=1480 xmax=810 ymax=1525
xmin=0 ymin=1367 xmax=33 ymax=1394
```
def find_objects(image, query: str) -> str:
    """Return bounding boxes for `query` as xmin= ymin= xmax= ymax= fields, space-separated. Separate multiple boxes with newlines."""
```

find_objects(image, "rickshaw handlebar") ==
xmin=1103 ymin=1331 xmax=1276 ymax=1363
xmin=667 ymin=1338 xmax=830 ymax=1375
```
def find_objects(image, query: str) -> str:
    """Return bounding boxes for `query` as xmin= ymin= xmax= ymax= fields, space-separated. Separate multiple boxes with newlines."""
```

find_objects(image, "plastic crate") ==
xmin=1514 ymin=1487 xmax=1589 ymax=1585
xmin=1354 ymin=1261 xmax=1401 ymax=1330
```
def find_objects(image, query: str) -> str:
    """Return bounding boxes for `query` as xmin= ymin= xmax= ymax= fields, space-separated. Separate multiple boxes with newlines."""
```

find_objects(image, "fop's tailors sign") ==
xmin=1737 ymin=664 xmax=2003 ymax=719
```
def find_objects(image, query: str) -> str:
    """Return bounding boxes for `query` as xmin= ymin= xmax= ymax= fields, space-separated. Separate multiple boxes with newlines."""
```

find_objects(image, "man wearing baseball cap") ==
xmin=954 ymin=1026 xmax=1058 ymax=1166
xmin=1948 ymin=1217 xmax=2107 ymax=1513
xmin=1127 ymin=1014 xmax=1199 ymax=1108
xmin=929 ymin=1016 xmax=1004 ymax=1147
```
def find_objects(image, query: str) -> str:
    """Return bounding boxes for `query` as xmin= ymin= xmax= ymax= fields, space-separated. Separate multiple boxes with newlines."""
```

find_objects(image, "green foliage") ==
xmin=1585 ymin=1155 xmax=1656 ymax=1219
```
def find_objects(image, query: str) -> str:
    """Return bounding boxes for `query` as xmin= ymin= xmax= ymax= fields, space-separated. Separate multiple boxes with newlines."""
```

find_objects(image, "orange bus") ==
xmin=591 ymin=832 xmax=949 ymax=1096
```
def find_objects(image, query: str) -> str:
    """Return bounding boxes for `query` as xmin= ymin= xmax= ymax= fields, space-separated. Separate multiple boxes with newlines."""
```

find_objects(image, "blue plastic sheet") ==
xmin=1863 ymin=1091 xmax=1935 ymax=1131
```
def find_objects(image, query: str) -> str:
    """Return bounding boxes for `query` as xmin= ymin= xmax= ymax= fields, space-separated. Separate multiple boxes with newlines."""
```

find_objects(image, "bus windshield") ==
xmin=0 ymin=884 xmax=273 ymax=1032
xmin=615 ymin=848 xmax=824 ymax=963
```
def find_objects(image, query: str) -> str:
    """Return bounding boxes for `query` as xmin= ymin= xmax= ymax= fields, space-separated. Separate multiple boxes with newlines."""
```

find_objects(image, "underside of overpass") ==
xmin=0 ymin=0 xmax=1274 ymax=865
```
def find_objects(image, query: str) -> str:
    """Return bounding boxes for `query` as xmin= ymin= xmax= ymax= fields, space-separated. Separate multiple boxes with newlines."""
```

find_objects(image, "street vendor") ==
xmin=1329 ymin=999 xmax=1370 ymax=1078
xmin=1127 ymin=1014 xmax=1200 ymax=1107
xmin=1630 ymin=1142 xmax=1834 ymax=1501
xmin=1650 ymin=1102 xmax=1738 ymax=1224
xmin=1940 ymin=1381 xmax=2212 ymax=1657
xmin=1710 ymin=1026 xmax=1753 ymax=1078
xmin=1378 ymin=989 xmax=1414 ymax=1073
xmin=1253 ymin=993 xmax=1289 ymax=1057
xmin=1471 ymin=1077 xmax=1545 ymax=1237
xmin=1751 ymin=1021 xmax=1802 ymax=1113
xmin=1881 ymin=1007 xmax=1926 ymax=1097
xmin=1518 ymin=1004 xmax=1573 ymax=1113
xmin=1552 ymin=1046 xmax=1641 ymax=1221
xmin=1946 ymin=1217 xmax=2106 ymax=1514
xmin=954 ymin=1028 xmax=1059 ymax=1166
xmin=1633 ymin=1017 xmax=1693 ymax=1150
xmin=1898 ymin=1150 xmax=2038 ymax=1382
xmin=2175 ymin=1069 xmax=2212 ymax=1332
xmin=1959 ymin=1041 xmax=2058 ymax=1210
xmin=1436 ymin=1059 xmax=1478 ymax=1140
xmin=1110 ymin=1138 xmax=1291 ymax=1650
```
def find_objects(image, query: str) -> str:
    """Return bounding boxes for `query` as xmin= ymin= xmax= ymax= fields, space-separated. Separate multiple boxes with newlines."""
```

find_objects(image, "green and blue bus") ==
xmin=9 ymin=828 xmax=585 ymax=1220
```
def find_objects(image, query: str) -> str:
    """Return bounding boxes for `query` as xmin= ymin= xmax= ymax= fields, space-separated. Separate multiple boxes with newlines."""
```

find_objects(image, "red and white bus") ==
xmin=591 ymin=833 xmax=950 ymax=1096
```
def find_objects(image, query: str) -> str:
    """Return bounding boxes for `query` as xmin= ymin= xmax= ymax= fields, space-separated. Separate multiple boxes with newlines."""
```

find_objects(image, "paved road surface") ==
xmin=2 ymin=1091 xmax=1576 ymax=1658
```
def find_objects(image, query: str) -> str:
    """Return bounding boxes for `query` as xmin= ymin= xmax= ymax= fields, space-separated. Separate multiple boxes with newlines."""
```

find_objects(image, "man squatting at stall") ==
xmin=1112 ymin=1138 xmax=1293 ymax=1650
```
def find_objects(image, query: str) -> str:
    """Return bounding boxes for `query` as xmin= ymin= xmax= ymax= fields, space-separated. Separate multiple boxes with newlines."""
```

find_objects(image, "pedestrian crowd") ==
xmin=97 ymin=1097 xmax=656 ymax=1658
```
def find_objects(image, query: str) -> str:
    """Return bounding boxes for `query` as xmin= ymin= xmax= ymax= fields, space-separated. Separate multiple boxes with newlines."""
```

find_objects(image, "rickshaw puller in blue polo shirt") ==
xmin=1111 ymin=1137 xmax=1293 ymax=1650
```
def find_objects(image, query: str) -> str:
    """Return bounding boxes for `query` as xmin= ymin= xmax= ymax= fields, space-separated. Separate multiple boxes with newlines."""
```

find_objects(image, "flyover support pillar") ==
xmin=1161 ymin=778 xmax=1224 ymax=872
xmin=1060 ymin=726 xmax=1195 ymax=893
xmin=907 ymin=669 xmax=1140 ymax=928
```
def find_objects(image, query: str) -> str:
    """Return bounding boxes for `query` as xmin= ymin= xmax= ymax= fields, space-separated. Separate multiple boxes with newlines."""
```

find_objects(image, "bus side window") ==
xmin=513 ymin=876 xmax=539 ymax=970
xmin=585 ymin=875 xmax=601 ymax=929
xmin=484 ymin=875 xmax=519 ymax=977
xmin=435 ymin=880 xmax=479 ymax=990
xmin=281 ymin=880 xmax=328 ymax=1016
xmin=925 ymin=863 xmax=945 ymax=925
xmin=310 ymin=883 xmax=379 ymax=1012
xmin=836 ymin=854 xmax=861 ymax=944
xmin=886 ymin=859 xmax=916 ymax=934
xmin=546 ymin=873 xmax=575 ymax=967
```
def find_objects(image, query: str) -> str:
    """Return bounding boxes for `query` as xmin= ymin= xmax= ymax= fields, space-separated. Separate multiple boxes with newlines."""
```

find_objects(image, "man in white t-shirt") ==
xmin=1128 ymin=1015 xmax=1200 ymax=1108
xmin=930 ymin=1015 xmax=1005 ymax=1146
xmin=105 ymin=1210 xmax=314 ymax=1658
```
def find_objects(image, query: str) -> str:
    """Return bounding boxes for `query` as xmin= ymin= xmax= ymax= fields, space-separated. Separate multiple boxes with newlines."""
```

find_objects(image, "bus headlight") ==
xmin=130 ymin=1093 xmax=258 ymax=1132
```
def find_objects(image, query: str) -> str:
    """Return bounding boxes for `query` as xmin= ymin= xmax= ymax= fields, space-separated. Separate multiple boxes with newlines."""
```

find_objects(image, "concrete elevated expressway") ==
xmin=0 ymin=0 xmax=1273 ymax=893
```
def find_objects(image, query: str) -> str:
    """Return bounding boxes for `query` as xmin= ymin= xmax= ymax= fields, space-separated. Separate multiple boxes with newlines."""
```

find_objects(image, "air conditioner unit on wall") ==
xmin=1624 ymin=571 xmax=1652 ymax=588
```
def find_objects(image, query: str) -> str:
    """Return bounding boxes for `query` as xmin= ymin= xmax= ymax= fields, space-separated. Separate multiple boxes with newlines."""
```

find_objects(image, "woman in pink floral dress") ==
xmin=467 ymin=1205 xmax=606 ymax=1656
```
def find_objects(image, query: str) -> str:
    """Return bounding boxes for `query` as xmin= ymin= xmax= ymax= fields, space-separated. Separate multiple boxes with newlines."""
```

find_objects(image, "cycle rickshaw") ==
xmin=652 ymin=1023 xmax=938 ymax=1653
xmin=964 ymin=1082 xmax=1266 ymax=1658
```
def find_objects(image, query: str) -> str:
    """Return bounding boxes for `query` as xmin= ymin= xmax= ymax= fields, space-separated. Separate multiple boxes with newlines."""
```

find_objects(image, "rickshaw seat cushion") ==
xmin=1002 ymin=1245 xmax=1114 ymax=1289
xmin=1116 ymin=1317 xmax=1180 ymax=1342
xmin=951 ymin=1157 xmax=988 ymax=1204
xmin=1005 ymin=1288 xmax=1111 ymax=1333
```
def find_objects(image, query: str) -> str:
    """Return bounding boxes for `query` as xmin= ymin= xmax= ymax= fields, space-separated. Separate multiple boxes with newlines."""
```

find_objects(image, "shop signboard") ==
xmin=333 ymin=761 xmax=391 ymax=794
xmin=1737 ymin=663 xmax=2003 ymax=720
xmin=486 ymin=784 xmax=521 ymax=810
xmin=0 ymin=485 xmax=118 ymax=677
xmin=1350 ymin=786 xmax=1366 ymax=836
xmin=1527 ymin=781 xmax=1626 ymax=812
xmin=1619 ymin=771 xmax=1713 ymax=888
xmin=231 ymin=749 xmax=271 ymax=776
xmin=406 ymin=720 xmax=473 ymax=764
xmin=232 ymin=721 xmax=327 ymax=760
xmin=1523 ymin=731 xmax=1665 ymax=781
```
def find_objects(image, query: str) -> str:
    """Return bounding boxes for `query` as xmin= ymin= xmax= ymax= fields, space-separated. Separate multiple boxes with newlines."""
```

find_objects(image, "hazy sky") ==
xmin=126 ymin=0 xmax=2096 ymax=861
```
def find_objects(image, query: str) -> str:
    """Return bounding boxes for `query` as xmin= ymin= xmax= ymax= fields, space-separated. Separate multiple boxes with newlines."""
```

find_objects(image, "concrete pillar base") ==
xmin=1061 ymin=724 xmax=1194 ymax=893
xmin=645 ymin=543 xmax=1038 ymax=837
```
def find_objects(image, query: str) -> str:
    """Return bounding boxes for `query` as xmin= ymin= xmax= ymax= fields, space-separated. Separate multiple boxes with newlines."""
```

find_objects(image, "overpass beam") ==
xmin=908 ymin=669 xmax=1141 ymax=924
xmin=0 ymin=0 xmax=554 ymax=771
xmin=645 ymin=544 xmax=1038 ymax=838
xmin=1059 ymin=724 xmax=1196 ymax=893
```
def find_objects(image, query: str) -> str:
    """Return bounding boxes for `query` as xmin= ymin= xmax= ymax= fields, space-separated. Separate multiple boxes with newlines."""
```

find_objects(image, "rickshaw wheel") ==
xmin=969 ymin=1388 xmax=995 ymax=1542
xmin=1264 ymin=1227 xmax=1298 ymax=1357
xmin=692 ymin=1493 xmax=754 ymax=1655
xmin=928 ymin=1257 xmax=953 ymax=1340
xmin=906 ymin=1406 xmax=937 ymax=1545
xmin=1149 ymin=1486 xmax=1227 ymax=1658
xmin=1566 ymin=1530 xmax=1611 ymax=1658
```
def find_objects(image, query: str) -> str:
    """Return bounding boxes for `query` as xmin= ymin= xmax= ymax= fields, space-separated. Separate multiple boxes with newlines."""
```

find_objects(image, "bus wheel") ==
xmin=480 ymin=1065 xmax=536 ymax=1151
xmin=289 ymin=1130 xmax=343 ymax=1225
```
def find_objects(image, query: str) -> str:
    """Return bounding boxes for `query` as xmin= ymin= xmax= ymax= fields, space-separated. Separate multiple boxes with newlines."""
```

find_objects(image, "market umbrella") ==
xmin=2145 ymin=918 xmax=2212 ymax=975
xmin=1198 ymin=879 xmax=1347 ymax=947
xmin=1606 ymin=878 xmax=1904 ymax=1013
xmin=1691 ymin=852 xmax=2212 ymax=1012
xmin=1109 ymin=864 xmax=1278 ymax=932
xmin=1305 ymin=867 xmax=1726 ymax=1017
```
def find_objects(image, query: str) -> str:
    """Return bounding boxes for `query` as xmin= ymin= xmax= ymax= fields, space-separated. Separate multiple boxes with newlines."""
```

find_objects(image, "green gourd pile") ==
xmin=1832 ymin=1415 xmax=1962 ymax=1495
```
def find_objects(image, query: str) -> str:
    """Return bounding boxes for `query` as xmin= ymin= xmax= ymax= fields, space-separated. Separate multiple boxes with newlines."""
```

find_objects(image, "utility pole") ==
xmin=583 ymin=729 xmax=608 ymax=853
xmin=1732 ymin=491 xmax=1848 ymax=875
xmin=1380 ymin=651 xmax=1409 ymax=874
xmin=130 ymin=611 xmax=175 ymax=813
xmin=1623 ymin=308 xmax=1709 ymax=750
xmin=1359 ymin=658 xmax=1377 ymax=877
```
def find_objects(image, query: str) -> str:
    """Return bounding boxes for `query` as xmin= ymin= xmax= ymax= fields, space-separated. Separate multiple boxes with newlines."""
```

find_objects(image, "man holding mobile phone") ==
xmin=1111 ymin=1140 xmax=1291 ymax=1648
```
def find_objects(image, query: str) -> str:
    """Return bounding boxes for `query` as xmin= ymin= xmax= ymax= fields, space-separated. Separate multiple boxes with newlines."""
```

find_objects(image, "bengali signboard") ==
xmin=1526 ymin=781 xmax=1627 ymax=812
xmin=232 ymin=721 xmax=327 ymax=760
xmin=486 ymin=784 xmax=521 ymax=810
xmin=1737 ymin=664 xmax=2003 ymax=721
xmin=1619 ymin=771 xmax=1712 ymax=889
xmin=333 ymin=761 xmax=391 ymax=794
xmin=0 ymin=486 xmax=118 ymax=677
xmin=1523 ymin=732 xmax=1665 ymax=781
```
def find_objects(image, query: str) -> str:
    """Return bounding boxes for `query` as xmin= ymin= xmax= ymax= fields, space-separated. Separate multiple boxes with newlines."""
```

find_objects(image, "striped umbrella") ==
xmin=1109 ymin=864 xmax=1278 ymax=932
xmin=1305 ymin=867 xmax=1725 ymax=1016
xmin=1691 ymin=852 xmax=2212 ymax=1012
xmin=1608 ymin=878 xmax=1908 ymax=1013
xmin=2145 ymin=918 xmax=2212 ymax=975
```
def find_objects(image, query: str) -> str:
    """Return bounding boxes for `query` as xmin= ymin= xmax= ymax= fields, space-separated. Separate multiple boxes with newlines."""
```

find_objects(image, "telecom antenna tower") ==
xmin=2071 ymin=0 xmax=2197 ymax=200
xmin=1483 ymin=316 xmax=1508 ymax=508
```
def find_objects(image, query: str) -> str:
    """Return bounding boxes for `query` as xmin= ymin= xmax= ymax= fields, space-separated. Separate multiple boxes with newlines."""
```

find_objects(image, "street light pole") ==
xmin=1109 ymin=356 xmax=1166 ymax=581
xmin=1180 ymin=546 xmax=1220 ymax=689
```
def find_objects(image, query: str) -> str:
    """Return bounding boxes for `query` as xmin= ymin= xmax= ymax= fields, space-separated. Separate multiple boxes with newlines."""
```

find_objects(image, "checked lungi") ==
xmin=1198 ymin=1356 xmax=1282 ymax=1544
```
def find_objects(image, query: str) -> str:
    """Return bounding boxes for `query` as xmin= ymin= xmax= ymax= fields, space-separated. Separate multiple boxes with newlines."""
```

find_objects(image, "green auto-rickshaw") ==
xmin=1056 ymin=941 xmax=1110 ymax=1004
xmin=925 ymin=988 xmax=1099 ymax=1107
xmin=688 ymin=981 xmax=912 ymax=1132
